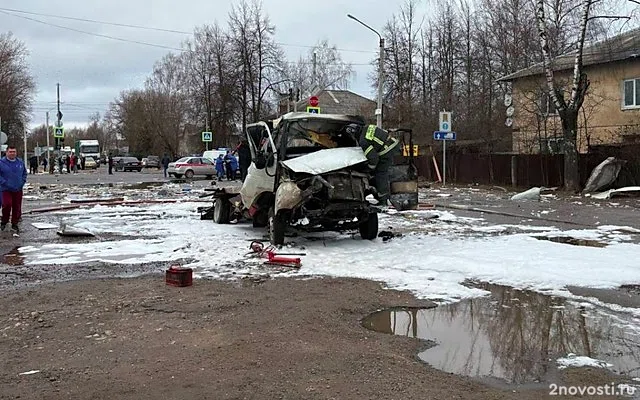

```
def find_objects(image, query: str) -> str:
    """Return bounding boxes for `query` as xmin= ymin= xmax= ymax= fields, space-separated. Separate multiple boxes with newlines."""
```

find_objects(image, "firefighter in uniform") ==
xmin=345 ymin=123 xmax=400 ymax=203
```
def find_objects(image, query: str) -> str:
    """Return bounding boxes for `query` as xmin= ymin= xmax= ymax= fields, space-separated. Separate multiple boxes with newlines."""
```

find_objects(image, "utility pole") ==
xmin=45 ymin=112 xmax=51 ymax=168
xmin=23 ymin=126 xmax=27 ymax=163
xmin=347 ymin=14 xmax=384 ymax=128
xmin=205 ymin=117 xmax=209 ymax=151
xmin=56 ymin=83 xmax=61 ymax=125
xmin=56 ymin=83 xmax=61 ymax=151
xmin=377 ymin=37 xmax=384 ymax=128
xmin=312 ymin=52 xmax=317 ymax=89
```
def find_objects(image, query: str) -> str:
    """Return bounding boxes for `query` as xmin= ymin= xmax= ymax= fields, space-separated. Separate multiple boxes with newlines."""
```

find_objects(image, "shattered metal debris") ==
xmin=582 ymin=157 xmax=626 ymax=194
xmin=510 ymin=187 xmax=558 ymax=201
xmin=56 ymin=224 xmax=95 ymax=237
xmin=378 ymin=230 xmax=402 ymax=242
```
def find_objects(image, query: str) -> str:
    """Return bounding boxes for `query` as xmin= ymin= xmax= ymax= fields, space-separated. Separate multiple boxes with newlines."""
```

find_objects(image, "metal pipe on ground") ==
xmin=25 ymin=199 xmax=213 ymax=214
xmin=430 ymin=202 xmax=594 ymax=228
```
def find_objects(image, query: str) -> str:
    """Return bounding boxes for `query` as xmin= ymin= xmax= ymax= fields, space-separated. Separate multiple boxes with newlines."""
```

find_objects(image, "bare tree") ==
xmin=228 ymin=0 xmax=285 ymax=132
xmin=0 ymin=33 xmax=36 ymax=144
xmin=286 ymin=39 xmax=355 ymax=95
xmin=536 ymin=0 xmax=593 ymax=191
xmin=182 ymin=25 xmax=238 ymax=148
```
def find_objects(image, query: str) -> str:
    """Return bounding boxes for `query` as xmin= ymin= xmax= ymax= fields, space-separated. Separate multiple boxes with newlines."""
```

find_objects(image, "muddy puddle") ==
xmin=362 ymin=283 xmax=640 ymax=385
xmin=3 ymin=247 xmax=24 ymax=266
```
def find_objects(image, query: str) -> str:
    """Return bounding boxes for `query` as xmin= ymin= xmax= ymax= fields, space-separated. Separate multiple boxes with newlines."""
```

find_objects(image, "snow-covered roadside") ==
xmin=18 ymin=202 xmax=640 ymax=307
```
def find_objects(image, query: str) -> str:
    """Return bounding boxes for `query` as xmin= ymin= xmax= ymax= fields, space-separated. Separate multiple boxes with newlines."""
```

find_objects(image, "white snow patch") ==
xmin=598 ymin=225 xmax=640 ymax=233
xmin=556 ymin=353 xmax=613 ymax=370
xmin=19 ymin=202 xmax=640 ymax=309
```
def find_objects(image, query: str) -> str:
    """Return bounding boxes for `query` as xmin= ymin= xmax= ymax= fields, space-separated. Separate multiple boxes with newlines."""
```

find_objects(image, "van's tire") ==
xmin=252 ymin=209 xmax=269 ymax=228
xmin=269 ymin=207 xmax=286 ymax=246
xmin=359 ymin=212 xmax=378 ymax=240
xmin=213 ymin=198 xmax=231 ymax=224
xmin=185 ymin=170 xmax=194 ymax=179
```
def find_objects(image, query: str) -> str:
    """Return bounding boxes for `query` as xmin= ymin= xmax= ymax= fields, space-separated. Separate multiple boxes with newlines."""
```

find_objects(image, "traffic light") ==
xmin=296 ymin=88 xmax=300 ymax=101
xmin=288 ymin=88 xmax=293 ymax=101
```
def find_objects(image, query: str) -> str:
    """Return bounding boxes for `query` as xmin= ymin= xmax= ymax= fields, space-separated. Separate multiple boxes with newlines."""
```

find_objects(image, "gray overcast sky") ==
xmin=1 ymin=0 xmax=420 ymax=129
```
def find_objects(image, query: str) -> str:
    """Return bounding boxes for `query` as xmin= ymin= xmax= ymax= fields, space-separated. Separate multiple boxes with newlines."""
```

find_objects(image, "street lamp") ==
xmin=45 ymin=110 xmax=54 ymax=165
xmin=347 ymin=13 xmax=384 ymax=128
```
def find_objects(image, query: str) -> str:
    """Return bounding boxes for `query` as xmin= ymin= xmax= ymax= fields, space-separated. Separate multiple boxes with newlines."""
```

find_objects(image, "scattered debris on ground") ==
xmin=582 ymin=157 xmax=626 ymax=194
xmin=510 ymin=186 xmax=558 ymax=201
xmin=378 ymin=230 xmax=403 ymax=242
xmin=589 ymin=186 xmax=640 ymax=200
xmin=56 ymin=223 xmax=95 ymax=237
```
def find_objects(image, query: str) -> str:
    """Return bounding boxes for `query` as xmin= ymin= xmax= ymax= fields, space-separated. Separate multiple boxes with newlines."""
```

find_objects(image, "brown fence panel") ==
xmin=413 ymin=149 xmax=639 ymax=188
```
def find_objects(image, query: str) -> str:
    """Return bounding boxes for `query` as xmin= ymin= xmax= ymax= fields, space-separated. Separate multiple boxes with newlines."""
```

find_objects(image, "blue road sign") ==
xmin=53 ymin=126 xmax=65 ymax=138
xmin=201 ymin=131 xmax=213 ymax=142
xmin=433 ymin=131 xmax=456 ymax=140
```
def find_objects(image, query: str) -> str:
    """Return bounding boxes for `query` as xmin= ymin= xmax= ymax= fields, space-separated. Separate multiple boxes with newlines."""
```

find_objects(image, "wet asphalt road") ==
xmin=422 ymin=184 xmax=640 ymax=231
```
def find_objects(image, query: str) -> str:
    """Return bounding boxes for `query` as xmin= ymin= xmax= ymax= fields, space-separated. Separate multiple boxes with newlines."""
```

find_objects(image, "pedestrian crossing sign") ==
xmin=306 ymin=106 xmax=320 ymax=114
xmin=202 ymin=131 xmax=212 ymax=142
xmin=53 ymin=126 xmax=64 ymax=138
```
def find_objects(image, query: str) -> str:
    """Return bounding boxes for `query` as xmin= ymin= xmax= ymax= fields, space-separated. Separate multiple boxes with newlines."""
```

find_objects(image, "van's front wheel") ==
xmin=213 ymin=198 xmax=231 ymax=224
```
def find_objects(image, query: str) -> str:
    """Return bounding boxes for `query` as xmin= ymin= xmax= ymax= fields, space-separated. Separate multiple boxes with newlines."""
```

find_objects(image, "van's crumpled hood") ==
xmin=282 ymin=147 xmax=367 ymax=175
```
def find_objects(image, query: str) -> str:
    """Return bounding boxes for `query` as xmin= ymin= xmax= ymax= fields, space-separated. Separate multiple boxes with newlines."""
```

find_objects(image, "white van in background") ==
xmin=203 ymin=148 xmax=241 ymax=165
xmin=202 ymin=149 xmax=227 ymax=162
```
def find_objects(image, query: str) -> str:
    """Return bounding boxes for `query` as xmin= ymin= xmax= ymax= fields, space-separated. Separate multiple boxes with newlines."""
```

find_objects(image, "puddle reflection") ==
xmin=362 ymin=283 xmax=640 ymax=384
xmin=4 ymin=247 xmax=24 ymax=266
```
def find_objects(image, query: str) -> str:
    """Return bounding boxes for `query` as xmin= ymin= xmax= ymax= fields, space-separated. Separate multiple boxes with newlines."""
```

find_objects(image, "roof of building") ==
xmin=293 ymin=89 xmax=376 ymax=115
xmin=498 ymin=27 xmax=640 ymax=82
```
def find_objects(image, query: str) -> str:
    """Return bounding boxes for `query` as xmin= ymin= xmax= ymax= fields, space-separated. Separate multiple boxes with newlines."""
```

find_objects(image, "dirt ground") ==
xmin=0 ymin=275 xmax=629 ymax=400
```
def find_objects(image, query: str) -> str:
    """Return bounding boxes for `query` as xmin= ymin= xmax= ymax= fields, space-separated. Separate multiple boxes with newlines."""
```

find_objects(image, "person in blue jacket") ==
xmin=0 ymin=146 xmax=27 ymax=233
xmin=215 ymin=154 xmax=225 ymax=181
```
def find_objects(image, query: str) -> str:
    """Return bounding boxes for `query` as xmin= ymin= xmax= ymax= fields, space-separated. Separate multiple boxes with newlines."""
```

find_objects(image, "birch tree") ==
xmin=536 ymin=0 xmax=592 ymax=191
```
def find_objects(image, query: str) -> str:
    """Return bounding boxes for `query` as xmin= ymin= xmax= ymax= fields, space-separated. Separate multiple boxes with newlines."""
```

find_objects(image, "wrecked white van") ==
xmin=208 ymin=112 xmax=379 ymax=245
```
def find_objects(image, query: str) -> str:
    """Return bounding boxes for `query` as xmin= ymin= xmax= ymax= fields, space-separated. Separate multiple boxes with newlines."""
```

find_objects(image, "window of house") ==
xmin=623 ymin=78 xmax=640 ymax=108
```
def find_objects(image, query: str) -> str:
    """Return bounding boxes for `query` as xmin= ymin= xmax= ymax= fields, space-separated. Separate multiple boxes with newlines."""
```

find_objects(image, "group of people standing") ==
xmin=27 ymin=153 xmax=87 ymax=175
xmin=215 ymin=151 xmax=239 ymax=181
xmin=57 ymin=153 xmax=84 ymax=174
xmin=215 ymin=141 xmax=251 ymax=182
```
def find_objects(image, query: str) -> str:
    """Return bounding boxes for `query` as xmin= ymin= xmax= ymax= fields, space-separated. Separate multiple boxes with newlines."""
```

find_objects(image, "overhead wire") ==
xmin=4 ymin=6 xmax=377 ymax=119
xmin=0 ymin=10 xmax=185 ymax=52
xmin=1 ymin=9 xmax=373 ymax=67
xmin=0 ymin=6 xmax=376 ymax=54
